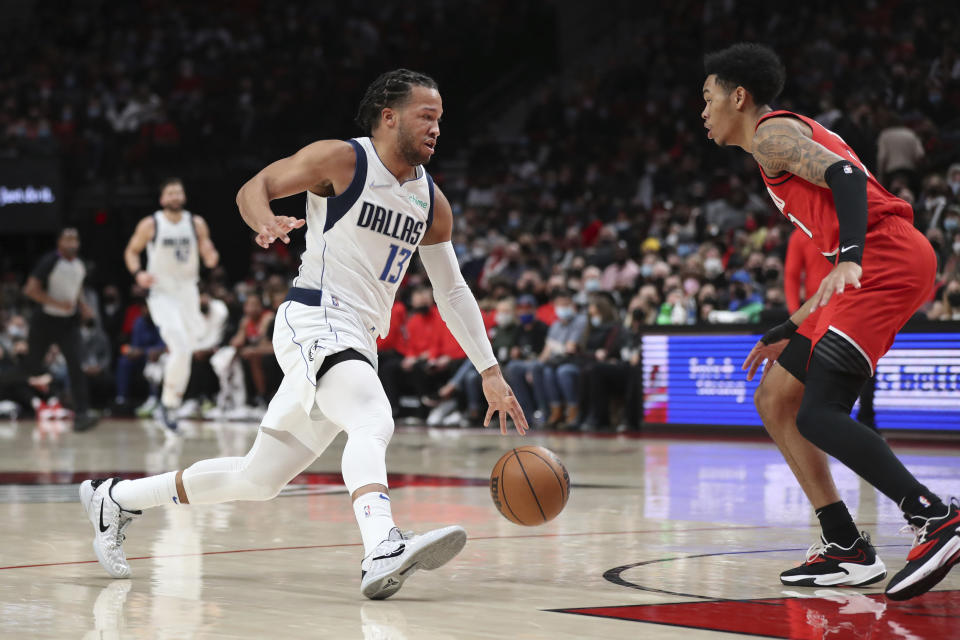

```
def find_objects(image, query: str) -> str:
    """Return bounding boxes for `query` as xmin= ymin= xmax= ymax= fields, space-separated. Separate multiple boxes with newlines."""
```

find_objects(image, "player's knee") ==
xmin=248 ymin=479 xmax=284 ymax=501
xmin=753 ymin=380 xmax=783 ymax=425
xmin=351 ymin=405 xmax=394 ymax=446
xmin=795 ymin=400 xmax=823 ymax=444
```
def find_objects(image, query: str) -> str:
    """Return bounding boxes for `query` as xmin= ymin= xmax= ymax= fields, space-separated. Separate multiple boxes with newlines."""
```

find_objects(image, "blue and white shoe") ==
xmin=155 ymin=403 xmax=179 ymax=434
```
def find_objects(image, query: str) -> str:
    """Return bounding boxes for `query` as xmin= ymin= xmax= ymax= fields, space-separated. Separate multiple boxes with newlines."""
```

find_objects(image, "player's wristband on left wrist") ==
xmin=760 ymin=319 xmax=798 ymax=345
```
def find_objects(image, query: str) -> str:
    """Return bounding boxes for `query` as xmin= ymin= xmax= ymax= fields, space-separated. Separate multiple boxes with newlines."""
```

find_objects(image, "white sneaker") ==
xmin=79 ymin=478 xmax=141 ymax=578
xmin=360 ymin=526 xmax=467 ymax=600
xmin=175 ymin=399 xmax=200 ymax=419
xmin=135 ymin=396 xmax=158 ymax=418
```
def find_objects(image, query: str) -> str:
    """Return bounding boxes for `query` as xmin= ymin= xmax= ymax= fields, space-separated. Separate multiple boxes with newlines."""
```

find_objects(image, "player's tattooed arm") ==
xmin=751 ymin=119 xmax=845 ymax=187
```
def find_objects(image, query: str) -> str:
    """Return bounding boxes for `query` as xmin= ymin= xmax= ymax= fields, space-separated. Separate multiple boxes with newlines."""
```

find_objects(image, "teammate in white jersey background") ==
xmin=81 ymin=69 xmax=528 ymax=600
xmin=123 ymin=179 xmax=220 ymax=430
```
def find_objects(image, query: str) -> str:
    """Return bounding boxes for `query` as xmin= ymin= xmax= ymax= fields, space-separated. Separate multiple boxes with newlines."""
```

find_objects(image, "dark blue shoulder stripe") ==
xmin=187 ymin=212 xmax=198 ymax=242
xmin=324 ymin=139 xmax=367 ymax=233
xmin=425 ymin=171 xmax=435 ymax=231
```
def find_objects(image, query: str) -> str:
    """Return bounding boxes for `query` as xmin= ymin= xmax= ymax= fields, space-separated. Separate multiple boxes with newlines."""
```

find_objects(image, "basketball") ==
xmin=490 ymin=446 xmax=570 ymax=526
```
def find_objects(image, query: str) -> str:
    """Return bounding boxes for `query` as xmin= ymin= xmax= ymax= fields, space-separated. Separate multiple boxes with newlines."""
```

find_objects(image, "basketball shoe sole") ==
xmin=886 ymin=501 xmax=960 ymax=601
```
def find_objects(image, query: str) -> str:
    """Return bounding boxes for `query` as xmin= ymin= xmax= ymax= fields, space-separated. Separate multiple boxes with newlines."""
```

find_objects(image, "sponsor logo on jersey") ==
xmin=357 ymin=201 xmax=424 ymax=245
xmin=407 ymin=194 xmax=428 ymax=210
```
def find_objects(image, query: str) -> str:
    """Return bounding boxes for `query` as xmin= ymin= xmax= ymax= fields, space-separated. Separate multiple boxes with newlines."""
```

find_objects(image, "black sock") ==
xmin=815 ymin=501 xmax=860 ymax=548
xmin=900 ymin=488 xmax=947 ymax=522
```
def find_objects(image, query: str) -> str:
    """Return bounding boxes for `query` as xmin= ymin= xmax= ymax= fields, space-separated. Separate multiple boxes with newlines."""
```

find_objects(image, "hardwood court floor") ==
xmin=0 ymin=417 xmax=958 ymax=639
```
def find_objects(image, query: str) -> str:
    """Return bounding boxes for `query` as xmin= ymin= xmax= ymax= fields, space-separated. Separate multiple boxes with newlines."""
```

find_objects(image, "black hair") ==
xmin=355 ymin=69 xmax=438 ymax=135
xmin=704 ymin=43 xmax=785 ymax=106
xmin=159 ymin=177 xmax=183 ymax=194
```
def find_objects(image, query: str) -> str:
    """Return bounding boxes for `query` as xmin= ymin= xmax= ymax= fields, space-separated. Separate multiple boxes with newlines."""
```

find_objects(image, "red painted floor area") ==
xmin=559 ymin=590 xmax=960 ymax=639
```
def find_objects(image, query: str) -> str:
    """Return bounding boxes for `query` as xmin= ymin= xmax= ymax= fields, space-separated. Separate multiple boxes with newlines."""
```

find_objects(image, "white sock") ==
xmin=353 ymin=491 xmax=396 ymax=556
xmin=111 ymin=471 xmax=180 ymax=511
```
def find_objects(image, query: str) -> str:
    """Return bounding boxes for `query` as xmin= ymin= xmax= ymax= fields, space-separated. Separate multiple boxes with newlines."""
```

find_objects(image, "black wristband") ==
xmin=760 ymin=319 xmax=798 ymax=345
xmin=824 ymin=160 xmax=868 ymax=266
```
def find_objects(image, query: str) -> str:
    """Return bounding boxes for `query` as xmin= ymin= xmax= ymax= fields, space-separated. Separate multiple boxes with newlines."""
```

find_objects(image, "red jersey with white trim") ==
xmin=756 ymin=110 xmax=913 ymax=261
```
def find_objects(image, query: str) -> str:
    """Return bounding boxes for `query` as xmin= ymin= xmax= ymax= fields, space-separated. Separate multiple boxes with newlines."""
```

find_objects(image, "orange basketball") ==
xmin=490 ymin=446 xmax=570 ymax=526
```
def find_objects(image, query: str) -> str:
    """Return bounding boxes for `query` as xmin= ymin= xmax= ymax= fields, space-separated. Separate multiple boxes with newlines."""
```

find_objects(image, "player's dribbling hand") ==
xmin=256 ymin=216 xmax=306 ymax=248
xmin=810 ymin=262 xmax=862 ymax=308
xmin=481 ymin=368 xmax=529 ymax=436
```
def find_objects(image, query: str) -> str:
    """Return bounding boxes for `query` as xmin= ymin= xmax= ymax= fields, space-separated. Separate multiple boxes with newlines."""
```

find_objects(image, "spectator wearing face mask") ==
xmin=601 ymin=243 xmax=641 ymax=292
xmin=929 ymin=278 xmax=960 ymax=320
xmin=576 ymin=295 xmax=624 ymax=430
xmin=573 ymin=265 xmax=604 ymax=309
xmin=503 ymin=295 xmax=550 ymax=424
xmin=947 ymin=164 xmax=960 ymax=199
xmin=584 ymin=304 xmax=645 ymax=432
xmin=532 ymin=291 xmax=586 ymax=428
xmin=536 ymin=276 xmax=566 ymax=326
xmin=433 ymin=297 xmax=520 ymax=427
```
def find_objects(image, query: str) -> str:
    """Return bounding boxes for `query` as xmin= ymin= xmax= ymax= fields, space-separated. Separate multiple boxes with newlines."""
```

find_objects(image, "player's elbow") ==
xmin=235 ymin=181 xmax=248 ymax=208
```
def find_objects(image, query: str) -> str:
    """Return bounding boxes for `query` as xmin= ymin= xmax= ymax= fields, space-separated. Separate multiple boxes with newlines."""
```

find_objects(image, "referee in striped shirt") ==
xmin=22 ymin=228 xmax=97 ymax=431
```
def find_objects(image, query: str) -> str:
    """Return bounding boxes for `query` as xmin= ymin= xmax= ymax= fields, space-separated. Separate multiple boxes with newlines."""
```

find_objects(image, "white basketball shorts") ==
xmin=146 ymin=284 xmax=202 ymax=353
xmin=263 ymin=287 xmax=380 ymax=452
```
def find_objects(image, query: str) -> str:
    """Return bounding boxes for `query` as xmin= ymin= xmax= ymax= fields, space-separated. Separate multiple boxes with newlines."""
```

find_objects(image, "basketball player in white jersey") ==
xmin=81 ymin=69 xmax=528 ymax=600
xmin=123 ymin=179 xmax=220 ymax=431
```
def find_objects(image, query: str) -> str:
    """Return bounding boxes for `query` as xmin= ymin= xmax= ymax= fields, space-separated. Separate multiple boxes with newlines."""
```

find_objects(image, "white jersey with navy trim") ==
xmin=146 ymin=210 xmax=199 ymax=292
xmin=294 ymin=137 xmax=434 ymax=338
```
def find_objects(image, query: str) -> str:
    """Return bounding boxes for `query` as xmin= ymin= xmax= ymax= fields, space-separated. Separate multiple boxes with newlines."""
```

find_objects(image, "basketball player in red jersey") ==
xmin=702 ymin=43 xmax=958 ymax=601
xmin=784 ymin=230 xmax=879 ymax=432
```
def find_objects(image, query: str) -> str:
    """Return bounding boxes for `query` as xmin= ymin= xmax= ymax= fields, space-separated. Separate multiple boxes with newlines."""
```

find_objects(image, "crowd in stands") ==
xmin=2 ymin=2 xmax=960 ymax=429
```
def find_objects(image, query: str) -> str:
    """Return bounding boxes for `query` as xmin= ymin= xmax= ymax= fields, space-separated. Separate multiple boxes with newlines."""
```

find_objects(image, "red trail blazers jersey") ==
xmin=756 ymin=110 xmax=913 ymax=261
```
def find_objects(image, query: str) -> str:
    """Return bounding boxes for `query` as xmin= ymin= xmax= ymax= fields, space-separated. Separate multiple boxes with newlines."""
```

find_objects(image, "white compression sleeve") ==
xmin=418 ymin=241 xmax=498 ymax=373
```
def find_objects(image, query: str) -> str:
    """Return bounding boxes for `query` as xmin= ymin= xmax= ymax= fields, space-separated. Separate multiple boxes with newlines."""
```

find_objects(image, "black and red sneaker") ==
xmin=885 ymin=498 xmax=960 ymax=601
xmin=780 ymin=532 xmax=887 ymax=587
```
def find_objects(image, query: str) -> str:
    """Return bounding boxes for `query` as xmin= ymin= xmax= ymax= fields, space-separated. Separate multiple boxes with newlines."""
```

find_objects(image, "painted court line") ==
xmin=0 ymin=525 xmax=774 ymax=571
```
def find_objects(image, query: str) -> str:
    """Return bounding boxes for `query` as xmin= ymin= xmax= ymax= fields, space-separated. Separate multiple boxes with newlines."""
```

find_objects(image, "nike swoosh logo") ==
xmin=840 ymin=245 xmax=859 ymax=253
xmin=368 ymin=181 xmax=392 ymax=189
xmin=98 ymin=501 xmax=110 ymax=533
xmin=372 ymin=544 xmax=405 ymax=561
xmin=826 ymin=548 xmax=867 ymax=563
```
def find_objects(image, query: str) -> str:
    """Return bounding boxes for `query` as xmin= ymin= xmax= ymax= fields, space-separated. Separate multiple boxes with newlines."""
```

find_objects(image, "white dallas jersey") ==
xmin=295 ymin=137 xmax=434 ymax=337
xmin=146 ymin=210 xmax=199 ymax=291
